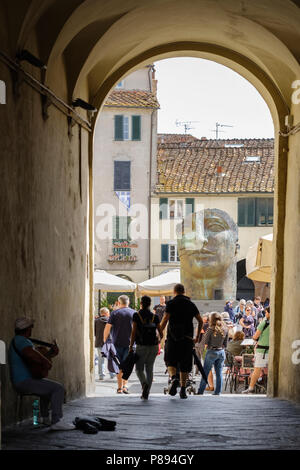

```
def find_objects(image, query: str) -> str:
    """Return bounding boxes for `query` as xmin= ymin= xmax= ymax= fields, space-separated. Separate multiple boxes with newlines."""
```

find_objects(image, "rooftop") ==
xmin=156 ymin=138 xmax=274 ymax=194
xmin=104 ymin=89 xmax=160 ymax=109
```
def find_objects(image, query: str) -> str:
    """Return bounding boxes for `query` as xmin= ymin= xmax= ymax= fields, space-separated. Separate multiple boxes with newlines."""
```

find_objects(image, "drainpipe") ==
xmin=149 ymin=109 xmax=154 ymax=279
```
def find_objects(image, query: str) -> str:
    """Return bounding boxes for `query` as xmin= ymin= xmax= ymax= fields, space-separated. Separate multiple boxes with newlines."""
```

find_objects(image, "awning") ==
xmin=137 ymin=269 xmax=180 ymax=296
xmin=246 ymin=233 xmax=273 ymax=283
xmin=94 ymin=270 xmax=136 ymax=292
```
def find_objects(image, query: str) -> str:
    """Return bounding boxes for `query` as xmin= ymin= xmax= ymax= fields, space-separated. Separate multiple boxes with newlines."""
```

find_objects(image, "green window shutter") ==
xmin=114 ymin=115 xmax=124 ymax=140
xmin=238 ymin=199 xmax=246 ymax=226
xmin=238 ymin=198 xmax=255 ymax=226
xmin=267 ymin=198 xmax=274 ymax=225
xmin=131 ymin=115 xmax=141 ymax=140
xmin=247 ymin=198 xmax=255 ymax=226
xmin=113 ymin=216 xmax=119 ymax=240
xmin=185 ymin=198 xmax=195 ymax=217
xmin=256 ymin=198 xmax=267 ymax=226
xmin=159 ymin=198 xmax=168 ymax=219
xmin=161 ymin=244 xmax=169 ymax=263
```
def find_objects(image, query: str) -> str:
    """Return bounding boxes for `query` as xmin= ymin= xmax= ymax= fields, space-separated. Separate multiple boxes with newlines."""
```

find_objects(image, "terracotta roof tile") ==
xmin=105 ymin=90 xmax=160 ymax=109
xmin=155 ymin=138 xmax=274 ymax=194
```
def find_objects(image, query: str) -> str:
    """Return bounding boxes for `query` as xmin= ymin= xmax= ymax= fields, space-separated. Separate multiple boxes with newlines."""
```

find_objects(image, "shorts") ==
xmin=254 ymin=351 xmax=269 ymax=368
xmin=115 ymin=346 xmax=129 ymax=366
xmin=164 ymin=337 xmax=194 ymax=373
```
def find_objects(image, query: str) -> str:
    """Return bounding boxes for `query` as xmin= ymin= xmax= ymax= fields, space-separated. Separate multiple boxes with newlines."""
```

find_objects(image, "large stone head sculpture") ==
xmin=176 ymin=208 xmax=239 ymax=300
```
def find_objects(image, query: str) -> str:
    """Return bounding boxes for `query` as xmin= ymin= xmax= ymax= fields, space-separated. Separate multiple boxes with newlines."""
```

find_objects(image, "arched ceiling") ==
xmin=2 ymin=0 xmax=300 ymax=116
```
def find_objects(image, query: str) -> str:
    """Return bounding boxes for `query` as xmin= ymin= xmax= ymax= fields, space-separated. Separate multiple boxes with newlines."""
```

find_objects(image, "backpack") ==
xmin=137 ymin=312 xmax=157 ymax=346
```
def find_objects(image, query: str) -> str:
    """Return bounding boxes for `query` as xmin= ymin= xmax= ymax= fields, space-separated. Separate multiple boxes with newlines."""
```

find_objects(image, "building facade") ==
xmin=150 ymin=135 xmax=274 ymax=300
xmin=93 ymin=66 xmax=159 ymax=285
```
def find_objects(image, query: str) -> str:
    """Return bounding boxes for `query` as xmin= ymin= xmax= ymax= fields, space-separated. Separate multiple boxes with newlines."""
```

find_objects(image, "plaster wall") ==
xmin=0 ymin=39 xmax=92 ymax=427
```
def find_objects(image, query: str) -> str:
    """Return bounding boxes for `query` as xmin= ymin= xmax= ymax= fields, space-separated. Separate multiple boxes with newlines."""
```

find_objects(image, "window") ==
xmin=161 ymin=244 xmax=180 ymax=263
xmin=159 ymin=198 xmax=194 ymax=220
xmin=113 ymin=216 xmax=131 ymax=241
xmin=114 ymin=161 xmax=131 ymax=191
xmin=114 ymin=115 xmax=141 ymax=141
xmin=256 ymin=198 xmax=273 ymax=226
xmin=238 ymin=198 xmax=273 ymax=227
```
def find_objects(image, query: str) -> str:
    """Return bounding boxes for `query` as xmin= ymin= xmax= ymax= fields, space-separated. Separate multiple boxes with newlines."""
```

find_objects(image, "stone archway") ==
xmin=1 ymin=2 xmax=300 ymax=428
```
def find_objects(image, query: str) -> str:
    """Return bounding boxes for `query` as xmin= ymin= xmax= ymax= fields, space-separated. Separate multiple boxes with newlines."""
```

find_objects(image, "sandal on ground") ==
xmin=117 ymin=388 xmax=122 ymax=394
xmin=122 ymin=387 xmax=129 ymax=394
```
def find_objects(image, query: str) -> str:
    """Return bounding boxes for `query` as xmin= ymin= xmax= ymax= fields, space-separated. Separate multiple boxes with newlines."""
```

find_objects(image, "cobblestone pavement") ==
xmin=3 ymin=353 xmax=300 ymax=450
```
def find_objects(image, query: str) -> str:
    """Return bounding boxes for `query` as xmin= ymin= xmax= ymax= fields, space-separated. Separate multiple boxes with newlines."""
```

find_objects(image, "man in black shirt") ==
xmin=160 ymin=283 xmax=203 ymax=399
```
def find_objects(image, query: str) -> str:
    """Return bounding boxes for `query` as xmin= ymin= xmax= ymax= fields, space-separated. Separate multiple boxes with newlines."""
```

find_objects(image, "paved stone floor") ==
xmin=3 ymin=354 xmax=300 ymax=450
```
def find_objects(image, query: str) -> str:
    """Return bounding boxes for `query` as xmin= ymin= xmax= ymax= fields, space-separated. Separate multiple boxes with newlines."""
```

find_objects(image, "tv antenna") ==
xmin=211 ymin=122 xmax=234 ymax=139
xmin=175 ymin=119 xmax=201 ymax=134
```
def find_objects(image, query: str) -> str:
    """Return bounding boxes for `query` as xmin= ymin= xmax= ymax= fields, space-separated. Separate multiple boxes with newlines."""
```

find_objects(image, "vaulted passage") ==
xmin=1 ymin=1 xmax=300 ymax=435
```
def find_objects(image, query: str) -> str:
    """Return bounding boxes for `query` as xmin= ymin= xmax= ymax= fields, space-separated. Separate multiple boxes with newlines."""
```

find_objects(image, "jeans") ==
xmin=135 ymin=344 xmax=159 ymax=390
xmin=97 ymin=348 xmax=115 ymax=378
xmin=15 ymin=378 xmax=65 ymax=424
xmin=198 ymin=349 xmax=225 ymax=395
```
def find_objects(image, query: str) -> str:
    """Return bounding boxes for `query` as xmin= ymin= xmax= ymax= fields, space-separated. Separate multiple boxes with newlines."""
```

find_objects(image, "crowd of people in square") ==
xmin=6 ymin=285 xmax=270 ymax=430
xmin=94 ymin=286 xmax=270 ymax=399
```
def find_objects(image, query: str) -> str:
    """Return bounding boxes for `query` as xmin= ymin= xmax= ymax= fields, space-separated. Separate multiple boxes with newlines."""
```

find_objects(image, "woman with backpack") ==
xmin=129 ymin=296 xmax=163 ymax=400
xmin=197 ymin=312 xmax=228 ymax=396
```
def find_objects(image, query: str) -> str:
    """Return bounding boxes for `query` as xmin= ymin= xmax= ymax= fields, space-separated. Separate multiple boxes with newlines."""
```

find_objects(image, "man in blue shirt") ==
xmin=103 ymin=295 xmax=136 ymax=394
xmin=8 ymin=317 xmax=73 ymax=430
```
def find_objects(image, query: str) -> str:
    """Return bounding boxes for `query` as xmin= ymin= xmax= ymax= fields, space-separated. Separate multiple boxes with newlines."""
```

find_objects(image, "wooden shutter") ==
xmin=159 ymin=197 xmax=168 ymax=219
xmin=161 ymin=244 xmax=169 ymax=263
xmin=267 ymin=198 xmax=274 ymax=225
xmin=131 ymin=115 xmax=141 ymax=140
xmin=238 ymin=198 xmax=246 ymax=226
xmin=238 ymin=198 xmax=255 ymax=226
xmin=247 ymin=199 xmax=255 ymax=226
xmin=112 ymin=216 xmax=119 ymax=240
xmin=114 ymin=161 xmax=130 ymax=190
xmin=185 ymin=198 xmax=194 ymax=217
xmin=114 ymin=115 xmax=124 ymax=140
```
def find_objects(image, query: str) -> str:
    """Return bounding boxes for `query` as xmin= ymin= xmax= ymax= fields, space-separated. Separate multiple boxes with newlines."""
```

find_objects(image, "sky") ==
xmin=154 ymin=58 xmax=274 ymax=140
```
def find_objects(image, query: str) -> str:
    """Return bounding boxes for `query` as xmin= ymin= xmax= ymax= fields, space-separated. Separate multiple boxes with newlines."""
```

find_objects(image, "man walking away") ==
xmin=103 ymin=295 xmax=135 ymax=394
xmin=160 ymin=284 xmax=203 ymax=399
xmin=95 ymin=308 xmax=115 ymax=380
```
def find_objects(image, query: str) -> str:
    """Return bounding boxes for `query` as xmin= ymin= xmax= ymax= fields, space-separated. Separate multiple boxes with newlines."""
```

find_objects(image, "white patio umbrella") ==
xmin=137 ymin=269 xmax=180 ymax=296
xmin=246 ymin=233 xmax=273 ymax=283
xmin=94 ymin=269 xmax=136 ymax=292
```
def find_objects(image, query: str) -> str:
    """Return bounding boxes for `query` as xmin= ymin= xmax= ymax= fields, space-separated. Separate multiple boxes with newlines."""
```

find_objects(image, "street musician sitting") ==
xmin=8 ymin=317 xmax=73 ymax=431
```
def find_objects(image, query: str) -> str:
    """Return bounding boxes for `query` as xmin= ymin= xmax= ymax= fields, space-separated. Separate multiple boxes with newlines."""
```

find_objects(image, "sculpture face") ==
xmin=177 ymin=209 xmax=238 ymax=280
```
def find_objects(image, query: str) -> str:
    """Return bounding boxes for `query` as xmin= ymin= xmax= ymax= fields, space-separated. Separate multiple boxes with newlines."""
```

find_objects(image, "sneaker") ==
xmin=50 ymin=422 xmax=75 ymax=431
xmin=242 ymin=388 xmax=255 ymax=394
xmin=168 ymin=376 xmax=180 ymax=396
xmin=179 ymin=387 xmax=187 ymax=399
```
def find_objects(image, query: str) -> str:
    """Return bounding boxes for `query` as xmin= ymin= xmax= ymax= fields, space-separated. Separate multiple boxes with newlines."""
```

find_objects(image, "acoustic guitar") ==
xmin=28 ymin=338 xmax=59 ymax=379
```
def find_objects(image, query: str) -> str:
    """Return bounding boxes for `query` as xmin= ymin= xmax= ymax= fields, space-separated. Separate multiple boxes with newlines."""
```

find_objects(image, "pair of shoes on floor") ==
xmin=242 ymin=388 xmax=255 ymax=394
xmin=179 ymin=386 xmax=187 ymax=399
xmin=73 ymin=416 xmax=117 ymax=434
xmin=141 ymin=383 xmax=150 ymax=400
xmin=168 ymin=376 xmax=180 ymax=396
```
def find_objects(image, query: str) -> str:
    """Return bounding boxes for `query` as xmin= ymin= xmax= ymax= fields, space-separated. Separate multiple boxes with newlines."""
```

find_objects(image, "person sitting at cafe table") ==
xmin=8 ymin=317 xmax=73 ymax=431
